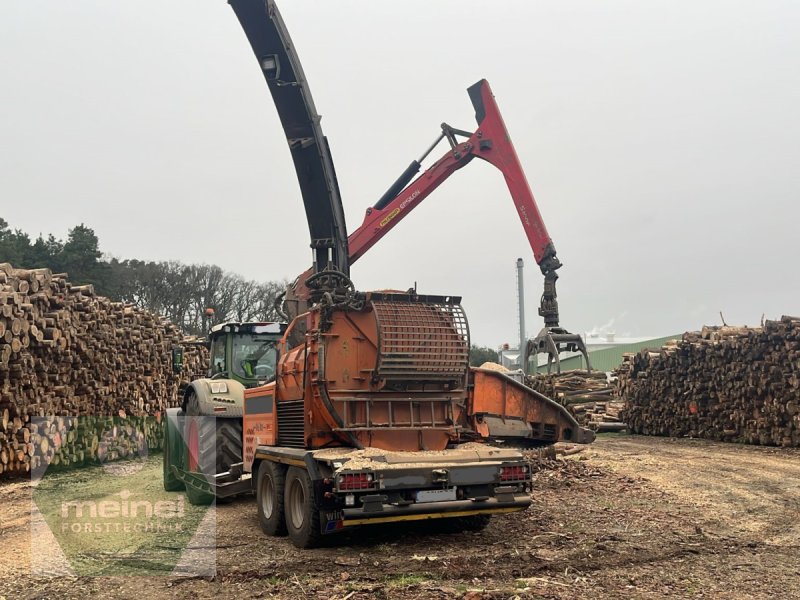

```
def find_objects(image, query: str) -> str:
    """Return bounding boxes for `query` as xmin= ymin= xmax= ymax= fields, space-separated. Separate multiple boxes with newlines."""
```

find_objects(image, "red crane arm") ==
xmin=348 ymin=142 xmax=475 ymax=263
xmin=289 ymin=79 xmax=561 ymax=316
xmin=289 ymin=79 xmax=592 ymax=374
xmin=285 ymin=79 xmax=589 ymax=372
xmin=344 ymin=79 xmax=592 ymax=374
xmin=348 ymin=79 xmax=559 ymax=270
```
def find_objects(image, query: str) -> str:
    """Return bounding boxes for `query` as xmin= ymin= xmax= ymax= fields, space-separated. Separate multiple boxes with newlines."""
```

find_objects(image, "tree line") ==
xmin=0 ymin=218 xmax=285 ymax=335
xmin=469 ymin=345 xmax=499 ymax=367
xmin=2 ymin=219 xmax=508 ymax=354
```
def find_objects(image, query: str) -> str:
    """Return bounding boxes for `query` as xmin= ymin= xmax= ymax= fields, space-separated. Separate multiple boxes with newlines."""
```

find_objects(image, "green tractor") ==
xmin=164 ymin=322 xmax=286 ymax=504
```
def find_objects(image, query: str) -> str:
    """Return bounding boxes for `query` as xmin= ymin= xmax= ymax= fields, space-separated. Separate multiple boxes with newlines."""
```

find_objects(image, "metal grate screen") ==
xmin=277 ymin=399 xmax=305 ymax=448
xmin=372 ymin=298 xmax=469 ymax=382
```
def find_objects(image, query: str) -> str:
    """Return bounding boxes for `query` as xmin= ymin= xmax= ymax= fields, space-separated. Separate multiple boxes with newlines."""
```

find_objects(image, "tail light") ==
xmin=337 ymin=472 xmax=375 ymax=491
xmin=500 ymin=465 xmax=529 ymax=482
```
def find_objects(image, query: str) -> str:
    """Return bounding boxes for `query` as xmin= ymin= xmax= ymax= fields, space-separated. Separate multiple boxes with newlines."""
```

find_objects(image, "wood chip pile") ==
xmin=0 ymin=263 xmax=208 ymax=477
xmin=525 ymin=370 xmax=625 ymax=431
xmin=616 ymin=317 xmax=800 ymax=446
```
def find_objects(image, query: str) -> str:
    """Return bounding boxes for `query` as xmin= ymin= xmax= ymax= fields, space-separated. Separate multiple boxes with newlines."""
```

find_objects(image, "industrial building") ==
xmin=497 ymin=332 xmax=683 ymax=374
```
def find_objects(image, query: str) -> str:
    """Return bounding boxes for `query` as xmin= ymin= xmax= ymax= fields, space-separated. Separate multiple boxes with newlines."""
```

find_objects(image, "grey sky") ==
xmin=2 ymin=1 xmax=798 ymax=346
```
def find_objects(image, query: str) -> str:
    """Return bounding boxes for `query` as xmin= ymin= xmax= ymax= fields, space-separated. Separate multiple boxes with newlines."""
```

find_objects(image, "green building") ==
xmin=533 ymin=333 xmax=683 ymax=374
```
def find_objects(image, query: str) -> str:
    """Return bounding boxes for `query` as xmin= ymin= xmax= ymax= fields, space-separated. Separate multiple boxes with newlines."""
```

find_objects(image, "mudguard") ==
xmin=164 ymin=407 xmax=186 ymax=475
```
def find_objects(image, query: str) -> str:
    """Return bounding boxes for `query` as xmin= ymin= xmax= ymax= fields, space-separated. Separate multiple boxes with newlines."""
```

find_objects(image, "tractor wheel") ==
xmin=257 ymin=461 xmax=287 ymax=536
xmin=162 ymin=417 xmax=184 ymax=492
xmin=185 ymin=391 xmax=243 ymax=474
xmin=183 ymin=412 xmax=216 ymax=506
xmin=284 ymin=466 xmax=321 ymax=548
xmin=216 ymin=419 xmax=243 ymax=474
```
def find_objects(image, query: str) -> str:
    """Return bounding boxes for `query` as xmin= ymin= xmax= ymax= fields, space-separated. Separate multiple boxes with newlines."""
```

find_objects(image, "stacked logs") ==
xmin=4 ymin=415 xmax=162 ymax=473
xmin=525 ymin=370 xmax=625 ymax=431
xmin=616 ymin=317 xmax=800 ymax=446
xmin=0 ymin=263 xmax=208 ymax=477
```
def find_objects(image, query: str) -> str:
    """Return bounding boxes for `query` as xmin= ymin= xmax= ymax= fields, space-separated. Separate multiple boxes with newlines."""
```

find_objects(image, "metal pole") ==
xmin=517 ymin=258 xmax=526 ymax=373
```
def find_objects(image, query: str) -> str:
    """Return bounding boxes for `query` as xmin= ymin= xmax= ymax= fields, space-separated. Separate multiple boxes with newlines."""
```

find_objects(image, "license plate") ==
xmin=415 ymin=488 xmax=457 ymax=503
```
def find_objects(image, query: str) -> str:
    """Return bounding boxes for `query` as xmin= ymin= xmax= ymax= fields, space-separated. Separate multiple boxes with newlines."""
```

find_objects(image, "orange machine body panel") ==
xmin=244 ymin=293 xmax=591 ymax=456
xmin=242 ymin=382 xmax=277 ymax=472
xmin=467 ymin=368 xmax=593 ymax=445
xmin=267 ymin=292 xmax=470 ymax=452
xmin=469 ymin=369 xmax=559 ymax=424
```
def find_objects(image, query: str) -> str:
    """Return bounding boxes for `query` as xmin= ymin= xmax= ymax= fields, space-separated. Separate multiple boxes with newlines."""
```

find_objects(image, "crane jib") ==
xmin=228 ymin=0 xmax=349 ymax=276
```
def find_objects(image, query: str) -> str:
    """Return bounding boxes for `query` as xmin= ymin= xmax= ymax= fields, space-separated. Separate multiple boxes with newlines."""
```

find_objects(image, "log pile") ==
xmin=525 ymin=370 xmax=625 ymax=431
xmin=0 ymin=263 xmax=208 ymax=477
xmin=616 ymin=317 xmax=800 ymax=446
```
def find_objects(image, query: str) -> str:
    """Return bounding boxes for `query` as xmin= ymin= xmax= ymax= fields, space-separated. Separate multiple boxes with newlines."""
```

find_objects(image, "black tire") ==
xmin=183 ymin=392 xmax=217 ymax=505
xmin=216 ymin=419 xmax=243 ymax=473
xmin=185 ymin=390 xmax=243 ymax=474
xmin=162 ymin=421 xmax=184 ymax=492
xmin=284 ymin=466 xmax=321 ymax=548
xmin=183 ymin=413 xmax=216 ymax=506
xmin=257 ymin=461 xmax=287 ymax=536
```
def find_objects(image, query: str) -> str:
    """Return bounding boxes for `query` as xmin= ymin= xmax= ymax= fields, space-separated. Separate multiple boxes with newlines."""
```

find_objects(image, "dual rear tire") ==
xmin=256 ymin=462 xmax=321 ymax=548
xmin=257 ymin=461 xmax=286 ymax=536
xmin=254 ymin=462 xmax=492 ymax=546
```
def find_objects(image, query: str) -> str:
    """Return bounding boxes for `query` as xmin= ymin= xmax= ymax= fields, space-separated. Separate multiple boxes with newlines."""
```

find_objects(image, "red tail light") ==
xmin=500 ymin=465 xmax=529 ymax=482
xmin=337 ymin=472 xmax=374 ymax=490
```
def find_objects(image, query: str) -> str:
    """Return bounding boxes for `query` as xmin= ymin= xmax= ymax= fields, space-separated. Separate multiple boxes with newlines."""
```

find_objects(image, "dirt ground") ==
xmin=2 ymin=434 xmax=799 ymax=599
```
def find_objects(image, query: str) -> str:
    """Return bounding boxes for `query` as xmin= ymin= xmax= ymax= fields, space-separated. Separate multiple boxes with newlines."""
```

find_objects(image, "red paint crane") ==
xmin=286 ymin=79 xmax=590 ymax=372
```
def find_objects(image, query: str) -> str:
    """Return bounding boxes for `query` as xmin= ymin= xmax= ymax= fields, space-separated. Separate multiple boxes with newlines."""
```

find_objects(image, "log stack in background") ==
xmin=525 ymin=370 xmax=625 ymax=431
xmin=0 ymin=263 xmax=209 ymax=477
xmin=616 ymin=317 xmax=800 ymax=446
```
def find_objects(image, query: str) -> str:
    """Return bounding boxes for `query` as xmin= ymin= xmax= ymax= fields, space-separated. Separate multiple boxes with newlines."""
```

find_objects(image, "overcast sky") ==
xmin=2 ymin=1 xmax=798 ymax=346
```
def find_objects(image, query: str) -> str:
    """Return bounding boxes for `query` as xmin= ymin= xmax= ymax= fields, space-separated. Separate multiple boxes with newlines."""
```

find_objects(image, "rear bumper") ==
xmin=338 ymin=494 xmax=531 ymax=527
xmin=253 ymin=445 xmax=534 ymax=534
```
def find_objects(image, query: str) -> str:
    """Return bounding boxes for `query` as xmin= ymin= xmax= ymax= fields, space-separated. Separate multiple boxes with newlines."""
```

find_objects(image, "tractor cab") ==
xmin=207 ymin=322 xmax=287 ymax=388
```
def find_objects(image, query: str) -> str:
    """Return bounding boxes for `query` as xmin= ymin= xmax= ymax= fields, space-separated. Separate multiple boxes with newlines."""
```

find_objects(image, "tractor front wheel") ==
xmin=162 ymin=415 xmax=184 ymax=492
xmin=183 ymin=414 xmax=215 ymax=506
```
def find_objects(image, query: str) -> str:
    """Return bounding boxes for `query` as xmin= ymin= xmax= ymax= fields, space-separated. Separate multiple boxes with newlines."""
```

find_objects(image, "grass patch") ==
xmin=32 ymin=454 xmax=211 ymax=576
xmin=385 ymin=574 xmax=432 ymax=587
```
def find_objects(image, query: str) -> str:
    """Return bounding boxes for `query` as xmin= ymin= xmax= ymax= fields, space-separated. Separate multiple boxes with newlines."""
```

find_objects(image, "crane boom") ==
xmin=345 ymin=80 xmax=590 ymax=373
xmin=349 ymin=80 xmax=557 ymax=267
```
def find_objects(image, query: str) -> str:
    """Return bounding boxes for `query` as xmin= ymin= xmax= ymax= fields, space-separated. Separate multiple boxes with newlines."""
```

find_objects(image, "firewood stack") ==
xmin=525 ymin=370 xmax=625 ymax=431
xmin=0 ymin=263 xmax=208 ymax=477
xmin=616 ymin=317 xmax=800 ymax=446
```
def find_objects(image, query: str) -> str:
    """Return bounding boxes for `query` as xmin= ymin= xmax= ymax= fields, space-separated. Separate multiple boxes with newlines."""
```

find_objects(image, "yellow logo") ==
xmin=380 ymin=208 xmax=401 ymax=228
